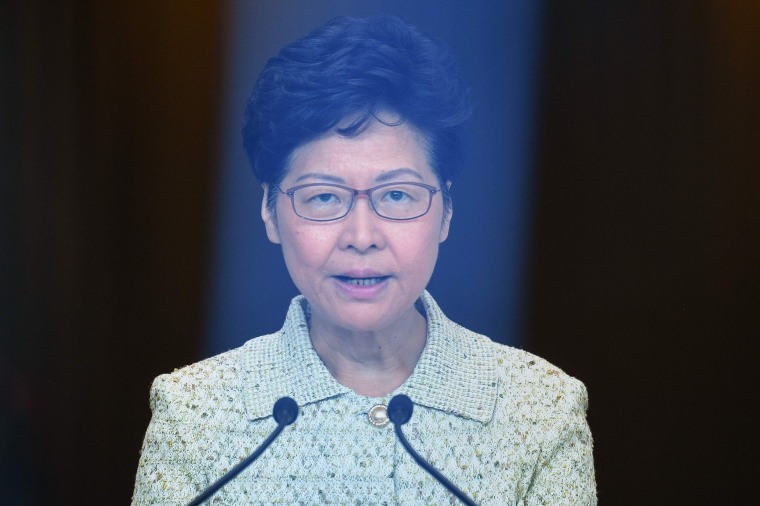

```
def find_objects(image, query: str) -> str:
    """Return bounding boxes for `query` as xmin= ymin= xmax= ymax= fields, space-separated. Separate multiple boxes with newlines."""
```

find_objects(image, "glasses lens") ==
xmin=292 ymin=185 xmax=352 ymax=220
xmin=372 ymin=183 xmax=432 ymax=220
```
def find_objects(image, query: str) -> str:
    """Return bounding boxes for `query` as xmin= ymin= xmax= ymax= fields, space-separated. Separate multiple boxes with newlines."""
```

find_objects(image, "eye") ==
xmin=310 ymin=192 xmax=339 ymax=204
xmin=297 ymin=188 xmax=344 ymax=207
xmin=381 ymin=188 xmax=414 ymax=203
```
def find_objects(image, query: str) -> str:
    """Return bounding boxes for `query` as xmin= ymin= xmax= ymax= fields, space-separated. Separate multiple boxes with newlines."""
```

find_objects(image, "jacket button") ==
xmin=368 ymin=404 xmax=389 ymax=427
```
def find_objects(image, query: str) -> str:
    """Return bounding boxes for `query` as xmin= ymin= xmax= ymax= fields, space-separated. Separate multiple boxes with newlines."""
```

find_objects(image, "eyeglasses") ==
xmin=275 ymin=182 xmax=440 ymax=222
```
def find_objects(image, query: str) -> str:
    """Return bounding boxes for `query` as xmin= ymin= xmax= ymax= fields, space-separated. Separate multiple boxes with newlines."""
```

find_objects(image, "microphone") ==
xmin=388 ymin=394 xmax=478 ymax=506
xmin=186 ymin=396 xmax=299 ymax=506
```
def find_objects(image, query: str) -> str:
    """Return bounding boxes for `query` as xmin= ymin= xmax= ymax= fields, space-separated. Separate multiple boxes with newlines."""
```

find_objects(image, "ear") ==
xmin=261 ymin=184 xmax=281 ymax=244
xmin=439 ymin=181 xmax=453 ymax=243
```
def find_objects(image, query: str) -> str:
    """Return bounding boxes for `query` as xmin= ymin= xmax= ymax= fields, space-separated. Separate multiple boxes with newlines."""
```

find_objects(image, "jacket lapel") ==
xmin=237 ymin=292 xmax=498 ymax=424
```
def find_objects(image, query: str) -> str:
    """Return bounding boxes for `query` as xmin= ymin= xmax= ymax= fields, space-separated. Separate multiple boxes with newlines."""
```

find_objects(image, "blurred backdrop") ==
xmin=204 ymin=1 xmax=540 ymax=355
xmin=2 ymin=1 xmax=758 ymax=504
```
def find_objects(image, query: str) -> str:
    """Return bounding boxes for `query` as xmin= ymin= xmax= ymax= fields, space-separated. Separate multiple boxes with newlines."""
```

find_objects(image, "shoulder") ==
xmin=150 ymin=348 xmax=238 ymax=405
xmin=491 ymin=343 xmax=587 ymax=391
xmin=487 ymin=342 xmax=589 ymax=418
xmin=435 ymin=313 xmax=588 ymax=407
xmin=423 ymin=291 xmax=586 ymax=404
xmin=133 ymin=337 xmax=281 ymax=505
xmin=482 ymin=346 xmax=596 ymax=503
xmin=148 ymin=333 xmax=281 ymax=417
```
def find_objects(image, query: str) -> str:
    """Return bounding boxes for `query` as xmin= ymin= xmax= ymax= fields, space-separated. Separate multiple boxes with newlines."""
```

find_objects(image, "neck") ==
xmin=309 ymin=305 xmax=427 ymax=397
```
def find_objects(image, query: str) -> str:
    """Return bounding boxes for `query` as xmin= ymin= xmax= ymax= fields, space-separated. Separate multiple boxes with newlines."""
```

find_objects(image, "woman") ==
xmin=132 ymin=15 xmax=596 ymax=505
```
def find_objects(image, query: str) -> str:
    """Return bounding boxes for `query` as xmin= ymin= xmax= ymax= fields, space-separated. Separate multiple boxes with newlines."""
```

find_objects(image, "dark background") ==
xmin=2 ymin=1 xmax=758 ymax=504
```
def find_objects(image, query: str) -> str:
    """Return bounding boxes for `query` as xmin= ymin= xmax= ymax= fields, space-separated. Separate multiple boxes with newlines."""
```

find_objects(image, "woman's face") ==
xmin=262 ymin=118 xmax=451 ymax=335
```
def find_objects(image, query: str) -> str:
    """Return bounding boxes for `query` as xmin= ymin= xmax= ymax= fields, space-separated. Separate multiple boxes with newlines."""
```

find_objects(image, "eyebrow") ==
xmin=294 ymin=167 xmax=424 ymax=184
xmin=375 ymin=168 xmax=424 ymax=182
xmin=294 ymin=172 xmax=345 ymax=183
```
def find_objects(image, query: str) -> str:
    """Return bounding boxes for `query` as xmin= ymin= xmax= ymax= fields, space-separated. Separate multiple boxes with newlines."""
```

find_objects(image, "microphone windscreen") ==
xmin=388 ymin=394 xmax=414 ymax=425
xmin=272 ymin=397 xmax=299 ymax=426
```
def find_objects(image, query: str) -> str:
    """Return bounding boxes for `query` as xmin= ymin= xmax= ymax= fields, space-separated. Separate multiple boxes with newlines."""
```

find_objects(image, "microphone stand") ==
xmin=388 ymin=394 xmax=478 ymax=506
xmin=186 ymin=397 xmax=299 ymax=506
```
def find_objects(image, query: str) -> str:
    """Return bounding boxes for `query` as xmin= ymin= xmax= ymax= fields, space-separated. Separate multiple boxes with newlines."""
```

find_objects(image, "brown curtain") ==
xmin=2 ymin=1 xmax=221 ymax=503
xmin=526 ymin=1 xmax=759 ymax=504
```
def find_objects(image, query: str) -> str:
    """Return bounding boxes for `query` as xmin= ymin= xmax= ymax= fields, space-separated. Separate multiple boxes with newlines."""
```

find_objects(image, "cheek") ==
xmin=280 ymin=225 xmax=334 ymax=271
xmin=392 ymin=225 xmax=442 ymax=268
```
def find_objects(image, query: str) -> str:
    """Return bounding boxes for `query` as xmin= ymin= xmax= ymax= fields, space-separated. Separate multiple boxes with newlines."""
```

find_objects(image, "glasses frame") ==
xmin=276 ymin=181 xmax=441 ymax=222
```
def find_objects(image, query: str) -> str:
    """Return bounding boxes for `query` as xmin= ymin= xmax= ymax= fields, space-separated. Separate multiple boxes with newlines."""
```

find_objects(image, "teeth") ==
xmin=346 ymin=277 xmax=383 ymax=286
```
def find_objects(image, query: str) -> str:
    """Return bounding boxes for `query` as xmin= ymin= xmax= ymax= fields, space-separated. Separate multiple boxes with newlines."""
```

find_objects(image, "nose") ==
xmin=337 ymin=195 xmax=386 ymax=253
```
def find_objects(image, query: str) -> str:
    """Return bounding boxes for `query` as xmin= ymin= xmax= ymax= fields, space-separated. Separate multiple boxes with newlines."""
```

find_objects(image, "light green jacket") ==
xmin=132 ymin=292 xmax=596 ymax=505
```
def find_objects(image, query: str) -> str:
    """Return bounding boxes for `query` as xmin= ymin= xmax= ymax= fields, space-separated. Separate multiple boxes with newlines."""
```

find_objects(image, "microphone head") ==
xmin=388 ymin=394 xmax=414 ymax=425
xmin=272 ymin=397 xmax=299 ymax=426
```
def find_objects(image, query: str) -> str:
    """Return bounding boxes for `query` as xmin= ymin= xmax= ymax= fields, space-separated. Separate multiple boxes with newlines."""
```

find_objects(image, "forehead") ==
xmin=285 ymin=120 xmax=433 ymax=183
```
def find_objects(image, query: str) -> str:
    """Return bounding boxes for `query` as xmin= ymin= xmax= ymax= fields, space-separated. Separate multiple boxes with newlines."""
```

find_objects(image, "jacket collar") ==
xmin=239 ymin=291 xmax=497 ymax=424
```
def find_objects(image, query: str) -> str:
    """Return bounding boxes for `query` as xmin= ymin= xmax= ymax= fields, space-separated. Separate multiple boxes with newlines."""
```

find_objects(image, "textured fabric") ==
xmin=131 ymin=292 xmax=596 ymax=505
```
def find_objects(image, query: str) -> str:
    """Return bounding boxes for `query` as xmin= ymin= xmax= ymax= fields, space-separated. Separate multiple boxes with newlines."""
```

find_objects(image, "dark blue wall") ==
xmin=205 ymin=1 xmax=542 ymax=354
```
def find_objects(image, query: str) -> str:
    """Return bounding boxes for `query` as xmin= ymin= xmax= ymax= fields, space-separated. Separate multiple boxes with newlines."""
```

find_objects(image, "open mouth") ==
xmin=336 ymin=276 xmax=388 ymax=286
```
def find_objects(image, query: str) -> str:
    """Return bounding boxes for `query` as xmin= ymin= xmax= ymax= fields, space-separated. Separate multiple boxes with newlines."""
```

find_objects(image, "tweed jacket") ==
xmin=131 ymin=292 xmax=596 ymax=505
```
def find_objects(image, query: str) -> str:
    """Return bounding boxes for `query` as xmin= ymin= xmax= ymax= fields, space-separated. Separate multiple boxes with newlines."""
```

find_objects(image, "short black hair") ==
xmin=242 ymin=14 xmax=471 ymax=214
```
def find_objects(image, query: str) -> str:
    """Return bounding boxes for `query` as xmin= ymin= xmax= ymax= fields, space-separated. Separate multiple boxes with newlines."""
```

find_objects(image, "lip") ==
xmin=337 ymin=269 xmax=387 ymax=279
xmin=332 ymin=270 xmax=391 ymax=300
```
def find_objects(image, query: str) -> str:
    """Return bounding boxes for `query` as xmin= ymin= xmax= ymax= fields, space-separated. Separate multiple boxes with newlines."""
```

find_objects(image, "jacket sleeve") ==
xmin=524 ymin=378 xmax=597 ymax=506
xmin=131 ymin=373 xmax=205 ymax=506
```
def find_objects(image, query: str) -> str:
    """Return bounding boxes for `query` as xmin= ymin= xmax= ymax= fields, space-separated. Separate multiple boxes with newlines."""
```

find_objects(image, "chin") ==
xmin=334 ymin=311 xmax=394 ymax=333
xmin=318 ymin=300 xmax=400 ymax=332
